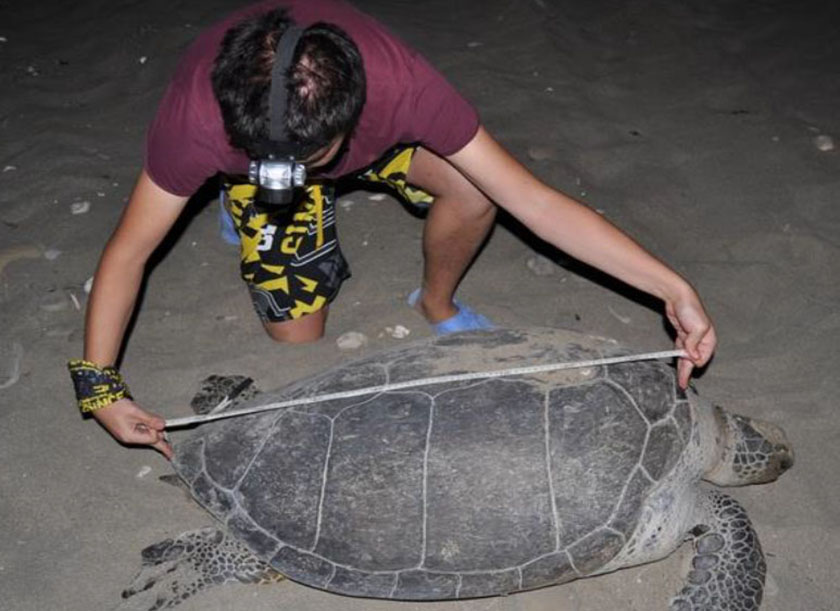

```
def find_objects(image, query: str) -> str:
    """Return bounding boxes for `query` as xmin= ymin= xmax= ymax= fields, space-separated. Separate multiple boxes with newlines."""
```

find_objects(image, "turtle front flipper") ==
xmin=669 ymin=490 xmax=765 ymax=611
xmin=189 ymin=374 xmax=259 ymax=415
xmin=118 ymin=527 xmax=283 ymax=610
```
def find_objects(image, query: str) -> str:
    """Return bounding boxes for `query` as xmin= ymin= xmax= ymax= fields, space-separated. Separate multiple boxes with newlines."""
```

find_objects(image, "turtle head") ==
xmin=705 ymin=407 xmax=794 ymax=486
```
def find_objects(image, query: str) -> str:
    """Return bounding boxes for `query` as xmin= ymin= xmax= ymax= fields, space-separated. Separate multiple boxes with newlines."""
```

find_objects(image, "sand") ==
xmin=0 ymin=0 xmax=838 ymax=609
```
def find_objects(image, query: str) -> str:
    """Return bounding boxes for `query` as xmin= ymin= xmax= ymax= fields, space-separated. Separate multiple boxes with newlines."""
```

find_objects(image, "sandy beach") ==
xmin=1 ymin=0 xmax=838 ymax=609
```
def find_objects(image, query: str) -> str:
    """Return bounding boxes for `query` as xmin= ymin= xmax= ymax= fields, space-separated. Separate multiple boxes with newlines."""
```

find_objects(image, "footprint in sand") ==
xmin=0 ymin=244 xmax=43 ymax=277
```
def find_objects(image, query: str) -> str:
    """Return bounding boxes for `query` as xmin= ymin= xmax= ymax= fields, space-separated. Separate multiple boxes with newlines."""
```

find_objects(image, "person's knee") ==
xmin=472 ymin=195 xmax=496 ymax=220
xmin=264 ymin=326 xmax=324 ymax=344
xmin=262 ymin=310 xmax=327 ymax=344
xmin=408 ymin=147 xmax=495 ymax=220
xmin=434 ymin=188 xmax=495 ymax=223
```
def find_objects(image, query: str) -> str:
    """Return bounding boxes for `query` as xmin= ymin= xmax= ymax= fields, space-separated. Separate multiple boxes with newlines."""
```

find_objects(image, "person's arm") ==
xmin=448 ymin=127 xmax=716 ymax=387
xmin=82 ymin=169 xmax=188 ymax=458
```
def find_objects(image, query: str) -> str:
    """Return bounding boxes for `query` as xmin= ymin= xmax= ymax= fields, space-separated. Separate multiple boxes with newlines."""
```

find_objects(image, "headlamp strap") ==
xmin=269 ymin=25 xmax=303 ymax=147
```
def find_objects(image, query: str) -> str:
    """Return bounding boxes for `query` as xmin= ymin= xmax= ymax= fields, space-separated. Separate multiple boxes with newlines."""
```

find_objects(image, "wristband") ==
xmin=67 ymin=359 xmax=133 ymax=413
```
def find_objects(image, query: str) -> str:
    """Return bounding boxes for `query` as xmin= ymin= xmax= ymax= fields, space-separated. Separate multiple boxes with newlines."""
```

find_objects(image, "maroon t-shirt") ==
xmin=145 ymin=0 xmax=480 ymax=197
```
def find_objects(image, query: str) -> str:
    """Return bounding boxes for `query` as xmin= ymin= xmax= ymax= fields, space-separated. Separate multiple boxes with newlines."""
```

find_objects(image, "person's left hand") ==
xmin=664 ymin=288 xmax=717 ymax=389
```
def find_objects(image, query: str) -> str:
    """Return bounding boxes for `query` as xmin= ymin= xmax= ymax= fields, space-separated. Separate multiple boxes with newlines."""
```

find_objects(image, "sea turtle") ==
xmin=121 ymin=328 xmax=792 ymax=610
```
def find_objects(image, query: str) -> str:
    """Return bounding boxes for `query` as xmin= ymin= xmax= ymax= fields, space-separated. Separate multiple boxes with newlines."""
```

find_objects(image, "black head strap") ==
xmin=268 ymin=25 xmax=303 ymax=150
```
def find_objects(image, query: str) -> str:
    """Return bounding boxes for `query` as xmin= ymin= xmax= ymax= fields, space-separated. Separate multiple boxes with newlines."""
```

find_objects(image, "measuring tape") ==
xmin=165 ymin=349 xmax=687 ymax=429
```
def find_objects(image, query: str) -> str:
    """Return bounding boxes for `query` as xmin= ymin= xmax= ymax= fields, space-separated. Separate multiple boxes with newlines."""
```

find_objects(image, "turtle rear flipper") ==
xmin=118 ymin=527 xmax=283 ymax=610
xmin=669 ymin=491 xmax=765 ymax=611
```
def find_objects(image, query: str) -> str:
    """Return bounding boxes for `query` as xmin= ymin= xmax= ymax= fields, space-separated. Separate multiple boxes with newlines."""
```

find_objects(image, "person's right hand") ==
xmin=663 ymin=285 xmax=717 ymax=390
xmin=91 ymin=398 xmax=173 ymax=459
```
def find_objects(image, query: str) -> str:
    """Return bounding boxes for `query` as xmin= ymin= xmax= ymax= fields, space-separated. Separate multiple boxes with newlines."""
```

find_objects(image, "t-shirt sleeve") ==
xmin=404 ymin=54 xmax=480 ymax=156
xmin=144 ymin=81 xmax=222 ymax=197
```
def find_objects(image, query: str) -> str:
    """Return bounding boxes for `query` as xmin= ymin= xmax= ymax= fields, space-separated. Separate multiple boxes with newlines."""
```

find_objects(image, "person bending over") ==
xmin=69 ymin=0 xmax=716 ymax=458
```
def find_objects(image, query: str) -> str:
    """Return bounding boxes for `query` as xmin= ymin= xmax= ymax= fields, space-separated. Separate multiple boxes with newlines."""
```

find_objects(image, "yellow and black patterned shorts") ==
xmin=223 ymin=145 xmax=435 ymax=323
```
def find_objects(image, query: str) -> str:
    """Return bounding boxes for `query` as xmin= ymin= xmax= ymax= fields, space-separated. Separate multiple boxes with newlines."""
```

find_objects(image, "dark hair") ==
xmin=212 ymin=9 xmax=366 ymax=158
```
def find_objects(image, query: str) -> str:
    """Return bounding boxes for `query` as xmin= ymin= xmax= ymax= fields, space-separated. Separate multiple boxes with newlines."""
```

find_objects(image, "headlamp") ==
xmin=248 ymin=156 xmax=307 ymax=206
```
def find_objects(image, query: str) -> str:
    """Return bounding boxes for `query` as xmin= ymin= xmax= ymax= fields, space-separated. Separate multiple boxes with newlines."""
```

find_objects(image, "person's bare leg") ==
xmin=406 ymin=147 xmax=496 ymax=322
xmin=262 ymin=307 xmax=328 ymax=343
